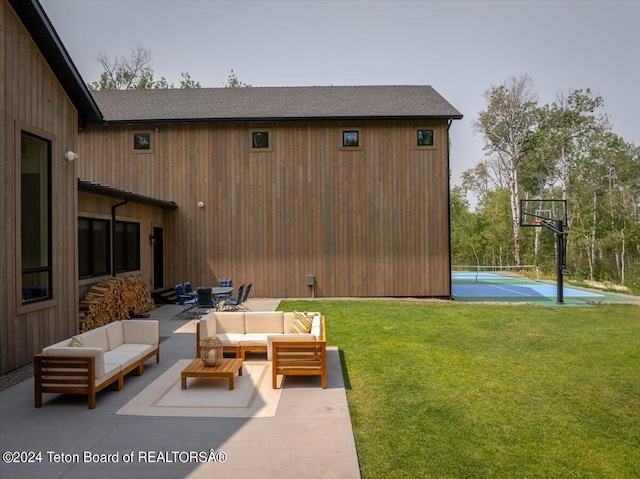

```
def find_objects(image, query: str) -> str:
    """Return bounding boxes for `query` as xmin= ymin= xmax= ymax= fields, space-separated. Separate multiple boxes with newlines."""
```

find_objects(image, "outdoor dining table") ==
xmin=188 ymin=286 xmax=233 ymax=297
xmin=211 ymin=286 xmax=234 ymax=298
xmin=211 ymin=286 xmax=234 ymax=310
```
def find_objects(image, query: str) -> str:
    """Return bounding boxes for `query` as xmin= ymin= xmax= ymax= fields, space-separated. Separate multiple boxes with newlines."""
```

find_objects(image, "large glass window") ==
xmin=21 ymin=132 xmax=52 ymax=303
xmin=78 ymin=218 xmax=111 ymax=278
xmin=114 ymin=221 xmax=140 ymax=273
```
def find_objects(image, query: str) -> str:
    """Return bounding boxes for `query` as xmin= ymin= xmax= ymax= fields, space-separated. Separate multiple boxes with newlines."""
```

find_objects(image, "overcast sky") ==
xmin=40 ymin=0 xmax=640 ymax=190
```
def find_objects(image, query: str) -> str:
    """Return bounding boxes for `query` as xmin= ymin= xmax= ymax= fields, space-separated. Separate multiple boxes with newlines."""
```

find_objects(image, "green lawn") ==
xmin=279 ymin=300 xmax=640 ymax=479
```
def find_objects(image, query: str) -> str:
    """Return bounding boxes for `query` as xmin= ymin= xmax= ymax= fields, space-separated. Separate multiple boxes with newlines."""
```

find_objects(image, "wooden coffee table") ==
xmin=181 ymin=358 xmax=243 ymax=390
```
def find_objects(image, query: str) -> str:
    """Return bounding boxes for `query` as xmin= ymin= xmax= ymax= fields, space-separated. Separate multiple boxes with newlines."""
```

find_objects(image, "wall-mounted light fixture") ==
xmin=64 ymin=151 xmax=78 ymax=161
xmin=149 ymin=234 xmax=156 ymax=245
xmin=197 ymin=201 xmax=205 ymax=208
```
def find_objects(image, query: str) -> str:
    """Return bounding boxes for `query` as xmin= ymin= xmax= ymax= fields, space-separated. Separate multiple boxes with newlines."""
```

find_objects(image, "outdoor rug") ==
xmin=116 ymin=360 xmax=282 ymax=418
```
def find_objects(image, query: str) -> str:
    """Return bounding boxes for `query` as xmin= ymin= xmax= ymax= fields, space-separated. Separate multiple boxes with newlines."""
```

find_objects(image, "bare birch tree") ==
xmin=474 ymin=74 xmax=538 ymax=267
xmin=88 ymin=45 xmax=201 ymax=90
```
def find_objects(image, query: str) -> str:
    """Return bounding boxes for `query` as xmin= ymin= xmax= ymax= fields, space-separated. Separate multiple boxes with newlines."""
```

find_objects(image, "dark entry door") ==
xmin=152 ymin=227 xmax=164 ymax=289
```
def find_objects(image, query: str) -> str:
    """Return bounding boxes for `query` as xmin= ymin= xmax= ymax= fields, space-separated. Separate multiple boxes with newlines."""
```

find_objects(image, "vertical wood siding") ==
xmin=77 ymin=192 xmax=167 ymax=298
xmin=1 ymin=3 xmax=79 ymax=373
xmin=79 ymin=118 xmax=451 ymax=299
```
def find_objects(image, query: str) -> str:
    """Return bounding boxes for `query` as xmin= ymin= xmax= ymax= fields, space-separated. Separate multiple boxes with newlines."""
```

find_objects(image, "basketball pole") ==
xmin=538 ymin=219 xmax=567 ymax=304
xmin=556 ymin=219 xmax=565 ymax=304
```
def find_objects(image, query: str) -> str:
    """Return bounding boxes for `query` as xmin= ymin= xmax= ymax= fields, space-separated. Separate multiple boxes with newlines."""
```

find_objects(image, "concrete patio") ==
xmin=0 ymin=300 xmax=361 ymax=479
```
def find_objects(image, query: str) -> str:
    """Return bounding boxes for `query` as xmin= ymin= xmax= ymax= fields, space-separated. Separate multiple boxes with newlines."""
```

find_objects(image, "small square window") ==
xmin=252 ymin=132 xmax=269 ymax=149
xmin=417 ymin=129 xmax=434 ymax=147
xmin=343 ymin=131 xmax=359 ymax=147
xmin=133 ymin=133 xmax=151 ymax=150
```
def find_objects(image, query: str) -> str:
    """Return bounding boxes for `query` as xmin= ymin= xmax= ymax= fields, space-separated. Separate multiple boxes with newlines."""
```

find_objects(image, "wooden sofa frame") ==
xmin=272 ymin=316 xmax=326 ymax=388
xmin=34 ymin=347 xmax=159 ymax=409
xmin=195 ymin=313 xmax=327 ymax=388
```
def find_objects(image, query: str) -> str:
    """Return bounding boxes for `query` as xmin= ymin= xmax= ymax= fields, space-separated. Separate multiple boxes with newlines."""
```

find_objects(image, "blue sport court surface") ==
xmin=451 ymin=272 xmax=607 ymax=306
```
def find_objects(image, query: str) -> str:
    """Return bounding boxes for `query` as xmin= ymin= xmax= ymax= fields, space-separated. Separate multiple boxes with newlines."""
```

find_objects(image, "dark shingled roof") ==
xmin=92 ymin=85 xmax=462 ymax=123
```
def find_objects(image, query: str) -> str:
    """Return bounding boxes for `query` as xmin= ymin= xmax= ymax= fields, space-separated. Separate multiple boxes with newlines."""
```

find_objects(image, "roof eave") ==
xmin=9 ymin=0 xmax=104 ymax=127
xmin=78 ymin=180 xmax=178 ymax=209
xmin=100 ymin=114 xmax=463 ymax=125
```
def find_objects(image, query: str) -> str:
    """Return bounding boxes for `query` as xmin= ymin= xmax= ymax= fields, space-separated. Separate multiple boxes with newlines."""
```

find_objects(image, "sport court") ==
xmin=451 ymin=271 xmax=608 ymax=306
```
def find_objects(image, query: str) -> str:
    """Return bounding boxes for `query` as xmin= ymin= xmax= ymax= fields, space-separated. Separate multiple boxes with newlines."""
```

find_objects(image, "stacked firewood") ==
xmin=79 ymin=276 xmax=154 ymax=332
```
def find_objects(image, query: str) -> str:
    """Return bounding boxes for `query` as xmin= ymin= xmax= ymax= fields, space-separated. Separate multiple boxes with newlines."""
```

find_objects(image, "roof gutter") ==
xmin=97 ymin=114 xmax=464 ymax=126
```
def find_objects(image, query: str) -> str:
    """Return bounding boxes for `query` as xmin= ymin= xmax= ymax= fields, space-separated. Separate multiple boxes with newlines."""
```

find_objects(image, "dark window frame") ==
xmin=20 ymin=131 xmax=52 ymax=305
xmin=252 ymin=131 xmax=270 ymax=149
xmin=78 ymin=217 xmax=111 ymax=279
xmin=133 ymin=131 xmax=153 ymax=153
xmin=416 ymin=129 xmax=435 ymax=147
xmin=114 ymin=221 xmax=141 ymax=273
xmin=342 ymin=130 xmax=360 ymax=147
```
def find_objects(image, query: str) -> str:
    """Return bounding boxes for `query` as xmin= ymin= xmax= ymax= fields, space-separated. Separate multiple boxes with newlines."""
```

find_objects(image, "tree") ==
xmin=457 ymin=76 xmax=640 ymax=292
xmin=88 ymin=46 xmax=201 ymax=90
xmin=224 ymin=69 xmax=251 ymax=88
xmin=474 ymin=74 xmax=538 ymax=267
xmin=527 ymin=88 xmax=606 ymax=199
xmin=450 ymin=186 xmax=481 ymax=266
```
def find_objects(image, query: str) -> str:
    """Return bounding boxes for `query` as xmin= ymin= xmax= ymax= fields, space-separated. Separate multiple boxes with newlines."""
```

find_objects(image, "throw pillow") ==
xmin=290 ymin=311 xmax=312 ymax=334
xmin=69 ymin=336 xmax=82 ymax=347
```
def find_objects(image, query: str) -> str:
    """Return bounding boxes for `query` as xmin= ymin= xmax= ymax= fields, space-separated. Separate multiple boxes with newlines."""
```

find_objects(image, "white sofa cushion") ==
xmin=122 ymin=320 xmax=159 ymax=345
xmin=115 ymin=343 xmax=157 ymax=356
xmin=283 ymin=312 xmax=295 ymax=333
xmin=199 ymin=313 xmax=217 ymax=339
xmin=214 ymin=333 xmax=244 ymax=347
xmin=244 ymin=312 xmax=284 ymax=333
xmin=75 ymin=327 xmax=109 ymax=352
xmin=310 ymin=315 xmax=322 ymax=339
xmin=215 ymin=312 xmax=246 ymax=333
xmin=42 ymin=347 xmax=106 ymax=379
xmin=104 ymin=350 xmax=141 ymax=372
xmin=240 ymin=333 xmax=273 ymax=347
xmin=104 ymin=322 xmax=125 ymax=350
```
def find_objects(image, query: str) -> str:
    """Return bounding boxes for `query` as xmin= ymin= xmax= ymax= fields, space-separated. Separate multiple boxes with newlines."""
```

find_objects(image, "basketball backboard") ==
xmin=520 ymin=199 xmax=567 ymax=227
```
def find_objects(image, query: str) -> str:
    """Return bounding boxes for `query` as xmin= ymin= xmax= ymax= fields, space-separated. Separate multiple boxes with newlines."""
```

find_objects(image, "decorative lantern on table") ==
xmin=200 ymin=336 xmax=223 ymax=366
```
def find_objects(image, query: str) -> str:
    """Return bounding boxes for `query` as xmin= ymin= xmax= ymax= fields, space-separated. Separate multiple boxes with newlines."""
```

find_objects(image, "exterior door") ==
xmin=152 ymin=227 xmax=164 ymax=289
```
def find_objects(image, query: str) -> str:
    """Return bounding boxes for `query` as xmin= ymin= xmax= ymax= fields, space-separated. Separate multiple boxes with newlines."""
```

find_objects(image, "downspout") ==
xmin=446 ymin=119 xmax=453 ymax=300
xmin=111 ymin=199 xmax=129 ymax=276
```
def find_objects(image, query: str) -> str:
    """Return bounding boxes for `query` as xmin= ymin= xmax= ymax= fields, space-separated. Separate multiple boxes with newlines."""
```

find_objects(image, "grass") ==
xmin=279 ymin=300 xmax=640 ymax=479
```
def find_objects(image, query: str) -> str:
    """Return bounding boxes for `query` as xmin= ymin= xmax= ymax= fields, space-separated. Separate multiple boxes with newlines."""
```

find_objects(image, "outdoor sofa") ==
xmin=196 ymin=311 xmax=326 ymax=388
xmin=34 ymin=320 xmax=160 ymax=409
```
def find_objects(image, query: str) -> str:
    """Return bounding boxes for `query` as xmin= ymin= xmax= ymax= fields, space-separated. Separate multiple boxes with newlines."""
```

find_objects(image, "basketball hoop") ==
xmin=531 ymin=220 xmax=542 ymax=225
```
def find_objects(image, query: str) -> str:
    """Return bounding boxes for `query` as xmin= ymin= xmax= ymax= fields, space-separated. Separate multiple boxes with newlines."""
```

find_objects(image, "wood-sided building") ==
xmin=2 ymin=0 xmax=461 ymax=374
xmin=1 ymin=0 xmax=98 ymax=373
xmin=1 ymin=0 xmax=174 ymax=373
xmin=80 ymin=87 xmax=462 ymax=298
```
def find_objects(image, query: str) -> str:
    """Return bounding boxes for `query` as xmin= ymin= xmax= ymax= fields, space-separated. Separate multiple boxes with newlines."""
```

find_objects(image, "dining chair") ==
xmin=195 ymin=287 xmax=216 ymax=316
xmin=173 ymin=283 xmax=198 ymax=319
xmin=217 ymin=278 xmax=233 ymax=301
xmin=237 ymin=282 xmax=252 ymax=311
xmin=222 ymin=283 xmax=244 ymax=311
